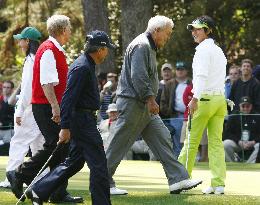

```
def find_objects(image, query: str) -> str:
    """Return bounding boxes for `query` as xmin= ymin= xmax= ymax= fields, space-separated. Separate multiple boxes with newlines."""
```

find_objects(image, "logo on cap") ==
xmin=86 ymin=30 xmax=115 ymax=49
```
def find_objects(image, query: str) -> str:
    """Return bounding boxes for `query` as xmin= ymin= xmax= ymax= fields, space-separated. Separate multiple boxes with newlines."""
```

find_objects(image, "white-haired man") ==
xmin=106 ymin=15 xmax=202 ymax=195
xmin=7 ymin=14 xmax=82 ymax=203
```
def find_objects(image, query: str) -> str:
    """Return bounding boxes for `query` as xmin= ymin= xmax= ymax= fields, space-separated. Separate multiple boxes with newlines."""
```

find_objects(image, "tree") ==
xmin=120 ymin=0 xmax=153 ymax=54
xmin=82 ymin=0 xmax=116 ymax=73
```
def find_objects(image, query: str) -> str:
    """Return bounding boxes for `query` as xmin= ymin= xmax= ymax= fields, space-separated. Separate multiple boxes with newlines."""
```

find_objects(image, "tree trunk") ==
xmin=25 ymin=0 xmax=29 ymax=26
xmin=120 ymin=0 xmax=153 ymax=54
xmin=81 ymin=0 xmax=115 ymax=74
xmin=0 ymin=0 xmax=6 ymax=8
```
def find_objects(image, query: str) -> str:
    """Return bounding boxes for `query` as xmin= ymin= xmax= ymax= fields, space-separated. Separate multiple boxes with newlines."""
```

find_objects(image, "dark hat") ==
xmin=13 ymin=27 xmax=42 ymax=41
xmin=176 ymin=61 xmax=187 ymax=70
xmin=86 ymin=30 xmax=116 ymax=49
xmin=239 ymin=96 xmax=252 ymax=105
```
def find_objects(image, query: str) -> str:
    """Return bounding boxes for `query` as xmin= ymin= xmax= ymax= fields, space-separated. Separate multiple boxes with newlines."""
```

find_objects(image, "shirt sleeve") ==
xmin=60 ymin=66 xmax=86 ymax=129
xmin=15 ymin=57 xmax=34 ymax=117
xmin=40 ymin=49 xmax=59 ymax=86
xmin=130 ymin=45 xmax=154 ymax=101
xmin=192 ymin=48 xmax=210 ymax=99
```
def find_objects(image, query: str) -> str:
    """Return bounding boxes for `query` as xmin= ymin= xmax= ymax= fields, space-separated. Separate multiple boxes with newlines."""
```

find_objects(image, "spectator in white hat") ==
xmin=99 ymin=103 xmax=118 ymax=151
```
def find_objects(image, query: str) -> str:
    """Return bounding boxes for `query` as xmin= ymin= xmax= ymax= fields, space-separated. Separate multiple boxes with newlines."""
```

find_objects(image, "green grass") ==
xmin=0 ymin=157 xmax=260 ymax=204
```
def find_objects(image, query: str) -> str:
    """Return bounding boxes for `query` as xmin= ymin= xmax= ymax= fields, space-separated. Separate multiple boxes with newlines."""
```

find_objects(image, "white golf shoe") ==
xmin=169 ymin=179 xmax=202 ymax=194
xmin=202 ymin=186 xmax=224 ymax=194
xmin=110 ymin=187 xmax=128 ymax=195
xmin=0 ymin=178 xmax=11 ymax=188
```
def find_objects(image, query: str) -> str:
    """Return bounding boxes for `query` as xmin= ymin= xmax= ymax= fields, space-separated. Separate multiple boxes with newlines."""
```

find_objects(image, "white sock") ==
xmin=32 ymin=189 xmax=39 ymax=198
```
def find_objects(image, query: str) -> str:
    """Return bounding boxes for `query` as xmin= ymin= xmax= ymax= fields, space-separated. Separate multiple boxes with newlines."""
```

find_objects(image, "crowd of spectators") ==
xmin=0 ymin=81 xmax=15 ymax=156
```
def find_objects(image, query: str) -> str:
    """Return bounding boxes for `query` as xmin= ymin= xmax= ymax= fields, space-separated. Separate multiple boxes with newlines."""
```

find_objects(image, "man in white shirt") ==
xmin=178 ymin=15 xmax=227 ymax=194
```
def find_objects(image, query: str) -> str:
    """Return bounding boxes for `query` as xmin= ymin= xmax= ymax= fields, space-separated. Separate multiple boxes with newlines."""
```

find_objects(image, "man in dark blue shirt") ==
xmin=26 ymin=30 xmax=115 ymax=205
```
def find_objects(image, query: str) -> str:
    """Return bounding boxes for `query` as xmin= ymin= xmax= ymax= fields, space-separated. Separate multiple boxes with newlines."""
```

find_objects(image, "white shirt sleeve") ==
xmin=40 ymin=49 xmax=59 ymax=86
xmin=15 ymin=56 xmax=34 ymax=117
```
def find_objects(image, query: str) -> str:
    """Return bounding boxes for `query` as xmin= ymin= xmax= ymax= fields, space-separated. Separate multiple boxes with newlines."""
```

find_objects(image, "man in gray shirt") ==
xmin=107 ymin=15 xmax=202 ymax=195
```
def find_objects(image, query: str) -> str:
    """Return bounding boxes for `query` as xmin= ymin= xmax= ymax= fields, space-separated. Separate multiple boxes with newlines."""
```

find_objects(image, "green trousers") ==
xmin=178 ymin=94 xmax=227 ymax=187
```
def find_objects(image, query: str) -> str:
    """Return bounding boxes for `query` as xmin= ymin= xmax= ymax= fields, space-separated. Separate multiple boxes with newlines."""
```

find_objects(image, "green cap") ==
xmin=187 ymin=19 xmax=209 ymax=31
xmin=13 ymin=27 xmax=42 ymax=41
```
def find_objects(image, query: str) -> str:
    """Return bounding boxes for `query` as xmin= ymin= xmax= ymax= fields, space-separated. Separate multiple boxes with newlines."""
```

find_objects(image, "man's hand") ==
xmin=58 ymin=129 xmax=71 ymax=144
xmin=42 ymin=83 xmax=60 ymax=124
xmin=16 ymin=117 xmax=22 ymax=126
xmin=238 ymin=140 xmax=255 ymax=150
xmin=188 ymin=97 xmax=198 ymax=116
xmin=51 ymin=103 xmax=60 ymax=124
xmin=146 ymin=96 xmax=159 ymax=115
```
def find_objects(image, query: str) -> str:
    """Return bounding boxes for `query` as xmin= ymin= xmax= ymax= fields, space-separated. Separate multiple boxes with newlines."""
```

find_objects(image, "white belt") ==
xmin=202 ymin=90 xmax=224 ymax=95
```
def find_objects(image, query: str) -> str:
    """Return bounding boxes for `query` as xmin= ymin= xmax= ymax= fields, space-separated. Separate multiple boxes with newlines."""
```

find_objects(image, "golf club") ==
xmin=185 ymin=110 xmax=192 ymax=169
xmin=15 ymin=143 xmax=63 ymax=205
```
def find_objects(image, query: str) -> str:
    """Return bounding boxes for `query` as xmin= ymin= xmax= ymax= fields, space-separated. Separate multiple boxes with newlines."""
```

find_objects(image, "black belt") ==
xmin=75 ymin=108 xmax=97 ymax=116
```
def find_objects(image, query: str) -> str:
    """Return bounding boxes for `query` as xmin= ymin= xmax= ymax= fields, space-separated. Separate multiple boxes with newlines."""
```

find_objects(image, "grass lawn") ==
xmin=0 ymin=157 xmax=259 ymax=205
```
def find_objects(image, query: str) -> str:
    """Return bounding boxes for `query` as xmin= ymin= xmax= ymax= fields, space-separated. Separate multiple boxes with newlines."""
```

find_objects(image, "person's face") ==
xmin=239 ymin=103 xmax=252 ymax=114
xmin=2 ymin=82 xmax=13 ymax=96
xmin=61 ymin=25 xmax=71 ymax=45
xmin=175 ymin=68 xmax=188 ymax=79
xmin=153 ymin=25 xmax=173 ymax=48
xmin=97 ymin=47 xmax=109 ymax=64
xmin=107 ymin=76 xmax=117 ymax=85
xmin=240 ymin=62 xmax=252 ymax=76
xmin=161 ymin=68 xmax=172 ymax=81
xmin=229 ymin=68 xmax=240 ymax=82
xmin=191 ymin=28 xmax=208 ymax=44
xmin=108 ymin=111 xmax=118 ymax=121
xmin=18 ymin=39 xmax=29 ymax=53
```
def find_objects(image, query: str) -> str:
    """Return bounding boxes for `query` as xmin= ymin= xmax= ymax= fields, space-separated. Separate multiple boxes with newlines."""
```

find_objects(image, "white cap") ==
xmin=161 ymin=63 xmax=173 ymax=71
xmin=106 ymin=103 xmax=117 ymax=113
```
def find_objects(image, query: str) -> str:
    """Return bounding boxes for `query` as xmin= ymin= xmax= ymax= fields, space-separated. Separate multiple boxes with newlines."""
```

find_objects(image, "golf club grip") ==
xmin=53 ymin=143 xmax=64 ymax=154
xmin=188 ymin=112 xmax=192 ymax=131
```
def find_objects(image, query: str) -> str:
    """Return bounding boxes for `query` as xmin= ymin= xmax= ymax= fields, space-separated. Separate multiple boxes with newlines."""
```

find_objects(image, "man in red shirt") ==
xmin=7 ymin=14 xmax=82 ymax=203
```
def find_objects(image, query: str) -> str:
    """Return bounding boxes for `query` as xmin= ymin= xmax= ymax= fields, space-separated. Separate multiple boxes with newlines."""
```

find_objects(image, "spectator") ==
xmin=253 ymin=64 xmax=260 ymax=82
xmin=223 ymin=96 xmax=260 ymax=163
xmin=124 ymin=137 xmax=156 ymax=161
xmin=99 ymin=103 xmax=155 ymax=161
xmin=99 ymin=103 xmax=119 ymax=152
xmin=229 ymin=59 xmax=260 ymax=112
xmin=157 ymin=63 xmax=175 ymax=119
xmin=160 ymin=63 xmax=174 ymax=85
xmin=156 ymin=63 xmax=173 ymax=108
xmin=225 ymin=65 xmax=240 ymax=99
xmin=181 ymin=84 xmax=208 ymax=162
xmin=0 ymin=82 xmax=3 ymax=101
xmin=159 ymin=61 xmax=191 ymax=157
xmin=100 ymin=72 xmax=118 ymax=120
xmin=156 ymin=63 xmax=175 ymax=152
xmin=0 ymin=80 xmax=15 ymax=147
xmin=97 ymin=72 xmax=108 ymax=91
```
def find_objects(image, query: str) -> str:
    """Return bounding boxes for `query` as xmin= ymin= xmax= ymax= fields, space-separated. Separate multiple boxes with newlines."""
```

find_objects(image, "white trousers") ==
xmin=6 ymin=106 xmax=45 ymax=171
